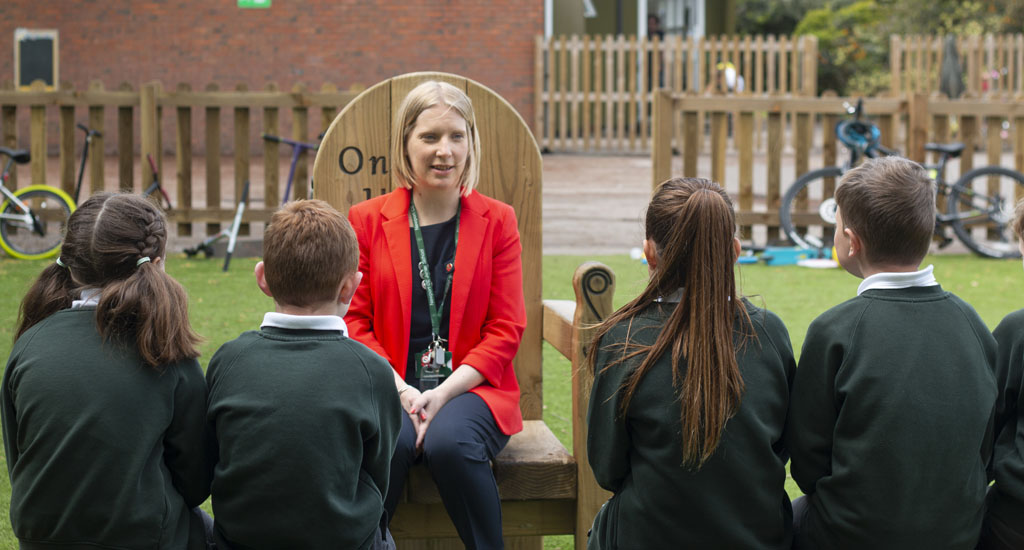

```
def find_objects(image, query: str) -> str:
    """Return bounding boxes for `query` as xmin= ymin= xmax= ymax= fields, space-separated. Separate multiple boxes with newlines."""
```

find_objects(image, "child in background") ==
xmin=786 ymin=157 xmax=997 ymax=549
xmin=586 ymin=178 xmax=796 ymax=549
xmin=206 ymin=199 xmax=402 ymax=549
xmin=980 ymin=200 xmax=1024 ymax=550
xmin=2 ymin=192 xmax=211 ymax=549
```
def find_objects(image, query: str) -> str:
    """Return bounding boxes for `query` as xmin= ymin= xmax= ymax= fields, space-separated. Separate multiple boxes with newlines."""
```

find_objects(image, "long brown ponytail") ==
xmin=587 ymin=178 xmax=751 ymax=467
xmin=16 ymin=193 xmax=200 ymax=368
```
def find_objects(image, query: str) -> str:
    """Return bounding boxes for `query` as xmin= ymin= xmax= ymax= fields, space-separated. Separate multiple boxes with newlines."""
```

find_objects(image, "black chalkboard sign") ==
xmin=14 ymin=29 xmax=58 ymax=91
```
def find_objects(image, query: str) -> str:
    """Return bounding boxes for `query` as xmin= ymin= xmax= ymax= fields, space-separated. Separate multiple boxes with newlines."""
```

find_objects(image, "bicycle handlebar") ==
xmin=262 ymin=133 xmax=319 ymax=150
xmin=76 ymin=124 xmax=102 ymax=138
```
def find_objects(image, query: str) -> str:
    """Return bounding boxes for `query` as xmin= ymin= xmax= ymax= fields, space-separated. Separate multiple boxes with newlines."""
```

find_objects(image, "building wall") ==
xmin=0 ymin=1 xmax=542 ymax=132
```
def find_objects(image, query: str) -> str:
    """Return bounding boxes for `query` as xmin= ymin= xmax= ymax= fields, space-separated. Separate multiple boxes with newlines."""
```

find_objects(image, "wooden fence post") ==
xmin=651 ymin=90 xmax=673 ymax=189
xmin=264 ymin=82 xmax=281 ymax=209
xmin=292 ymin=83 xmax=310 ymax=200
xmin=206 ymin=83 xmax=222 ymax=235
xmin=907 ymin=92 xmax=928 ymax=162
xmin=535 ymin=35 xmax=545 ymax=149
xmin=803 ymin=35 xmax=818 ymax=96
xmin=118 ymin=82 xmax=134 ymax=192
xmin=59 ymin=93 xmax=75 ymax=196
xmin=176 ymin=83 xmax=193 ymax=237
xmin=30 ymin=81 xmax=47 ymax=186
xmin=571 ymin=262 xmax=615 ymax=550
xmin=891 ymin=35 xmax=902 ymax=96
xmin=234 ymin=83 xmax=251 ymax=236
xmin=140 ymin=82 xmax=159 ymax=193
xmin=88 ymin=81 xmax=105 ymax=196
xmin=1 ymin=81 xmax=16 ymax=190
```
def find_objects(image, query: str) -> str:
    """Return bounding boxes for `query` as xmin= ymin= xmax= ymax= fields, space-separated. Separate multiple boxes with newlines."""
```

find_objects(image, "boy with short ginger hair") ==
xmin=786 ymin=157 xmax=997 ymax=549
xmin=206 ymin=199 xmax=401 ymax=550
xmin=980 ymin=200 xmax=1024 ymax=550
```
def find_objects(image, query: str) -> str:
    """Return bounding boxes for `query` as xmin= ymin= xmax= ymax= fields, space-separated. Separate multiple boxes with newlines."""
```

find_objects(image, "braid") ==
xmin=136 ymin=208 xmax=166 ymax=263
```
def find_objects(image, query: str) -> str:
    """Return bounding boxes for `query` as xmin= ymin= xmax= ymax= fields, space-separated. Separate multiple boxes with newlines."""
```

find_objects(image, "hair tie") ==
xmin=136 ymin=256 xmax=151 ymax=266
xmin=55 ymin=257 xmax=67 ymax=268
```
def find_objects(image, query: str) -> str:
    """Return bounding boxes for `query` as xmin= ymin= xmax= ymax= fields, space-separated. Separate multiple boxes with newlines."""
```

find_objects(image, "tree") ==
xmin=795 ymin=0 xmax=891 ymax=95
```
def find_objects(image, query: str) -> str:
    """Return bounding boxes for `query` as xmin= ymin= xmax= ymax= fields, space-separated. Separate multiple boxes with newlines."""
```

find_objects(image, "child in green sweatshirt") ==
xmin=3 ymin=193 xmax=211 ymax=549
xmin=206 ymin=199 xmax=402 ymax=549
xmin=786 ymin=157 xmax=997 ymax=550
xmin=979 ymin=199 xmax=1024 ymax=550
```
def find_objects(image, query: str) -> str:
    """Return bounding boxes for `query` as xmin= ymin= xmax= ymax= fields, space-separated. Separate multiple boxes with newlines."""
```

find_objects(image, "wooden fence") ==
xmin=651 ymin=92 xmax=1024 ymax=243
xmin=892 ymin=33 xmax=1024 ymax=97
xmin=0 ymin=80 xmax=360 ymax=238
xmin=535 ymin=33 xmax=818 ymax=153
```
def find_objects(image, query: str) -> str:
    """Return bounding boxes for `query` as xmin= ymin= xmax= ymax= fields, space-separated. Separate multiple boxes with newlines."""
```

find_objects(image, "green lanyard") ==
xmin=409 ymin=200 xmax=459 ymax=342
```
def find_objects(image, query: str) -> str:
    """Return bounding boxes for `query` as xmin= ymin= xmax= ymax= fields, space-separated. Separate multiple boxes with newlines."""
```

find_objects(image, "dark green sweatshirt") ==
xmin=587 ymin=300 xmax=796 ymax=550
xmin=989 ymin=309 xmax=1024 ymax=532
xmin=206 ymin=326 xmax=402 ymax=550
xmin=787 ymin=286 xmax=997 ymax=550
xmin=2 ymin=307 xmax=211 ymax=550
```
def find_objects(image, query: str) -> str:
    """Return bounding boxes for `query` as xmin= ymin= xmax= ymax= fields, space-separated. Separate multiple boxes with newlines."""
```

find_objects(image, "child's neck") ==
xmin=274 ymin=302 xmax=344 ymax=317
xmin=858 ymin=262 xmax=923 ymax=279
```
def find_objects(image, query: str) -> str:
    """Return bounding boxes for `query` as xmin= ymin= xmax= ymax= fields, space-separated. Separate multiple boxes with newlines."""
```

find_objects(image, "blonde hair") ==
xmin=391 ymin=81 xmax=481 ymax=196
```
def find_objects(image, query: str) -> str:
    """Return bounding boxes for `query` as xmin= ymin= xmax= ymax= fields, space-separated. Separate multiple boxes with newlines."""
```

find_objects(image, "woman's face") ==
xmin=406 ymin=103 xmax=469 ymax=195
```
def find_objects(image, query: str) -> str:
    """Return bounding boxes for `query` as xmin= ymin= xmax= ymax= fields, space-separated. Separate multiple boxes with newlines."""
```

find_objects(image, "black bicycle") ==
xmin=779 ymin=99 xmax=1024 ymax=259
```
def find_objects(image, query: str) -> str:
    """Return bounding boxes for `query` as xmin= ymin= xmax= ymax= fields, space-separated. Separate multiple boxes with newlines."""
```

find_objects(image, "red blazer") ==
xmin=346 ymin=188 xmax=525 ymax=435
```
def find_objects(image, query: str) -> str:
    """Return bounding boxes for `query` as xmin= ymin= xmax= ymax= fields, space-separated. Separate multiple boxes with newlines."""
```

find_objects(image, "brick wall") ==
xmin=0 ymin=1 xmax=542 ymax=139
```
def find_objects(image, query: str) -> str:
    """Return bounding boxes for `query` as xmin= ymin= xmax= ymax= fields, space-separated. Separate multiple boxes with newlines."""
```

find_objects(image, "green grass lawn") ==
xmin=0 ymin=253 xmax=1022 ymax=549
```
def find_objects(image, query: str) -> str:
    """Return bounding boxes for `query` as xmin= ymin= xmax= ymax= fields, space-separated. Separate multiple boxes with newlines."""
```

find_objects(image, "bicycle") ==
xmin=262 ymin=133 xmax=319 ymax=203
xmin=73 ymin=123 xmax=101 ymax=204
xmin=0 ymin=147 xmax=77 ymax=260
xmin=142 ymin=153 xmax=173 ymax=211
xmin=779 ymin=99 xmax=1024 ymax=259
xmin=183 ymin=180 xmax=249 ymax=272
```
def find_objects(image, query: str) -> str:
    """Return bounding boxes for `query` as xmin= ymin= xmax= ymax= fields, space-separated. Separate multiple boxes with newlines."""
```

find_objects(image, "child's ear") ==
xmin=254 ymin=261 xmax=274 ymax=298
xmin=338 ymin=271 xmax=363 ymax=306
xmin=643 ymin=238 xmax=658 ymax=272
xmin=845 ymin=227 xmax=862 ymax=258
xmin=732 ymin=237 xmax=742 ymax=263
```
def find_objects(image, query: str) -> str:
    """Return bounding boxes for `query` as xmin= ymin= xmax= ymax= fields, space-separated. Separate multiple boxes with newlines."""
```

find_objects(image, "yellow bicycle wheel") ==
xmin=0 ymin=185 xmax=76 ymax=260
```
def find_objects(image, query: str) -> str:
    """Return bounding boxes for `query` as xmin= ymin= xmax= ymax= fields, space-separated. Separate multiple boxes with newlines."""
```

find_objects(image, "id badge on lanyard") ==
xmin=410 ymin=200 xmax=458 ymax=391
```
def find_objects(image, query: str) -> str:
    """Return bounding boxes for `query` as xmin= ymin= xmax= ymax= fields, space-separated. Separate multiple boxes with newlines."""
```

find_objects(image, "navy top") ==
xmin=406 ymin=214 xmax=457 ymax=384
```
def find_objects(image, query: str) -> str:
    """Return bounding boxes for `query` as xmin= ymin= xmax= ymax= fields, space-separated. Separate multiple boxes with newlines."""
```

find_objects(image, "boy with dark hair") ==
xmin=786 ymin=156 xmax=997 ymax=549
xmin=206 ymin=199 xmax=401 ymax=550
xmin=980 ymin=200 xmax=1024 ymax=550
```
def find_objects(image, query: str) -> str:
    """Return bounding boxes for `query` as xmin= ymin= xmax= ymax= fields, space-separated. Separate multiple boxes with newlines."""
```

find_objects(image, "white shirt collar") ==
xmin=260 ymin=312 xmax=348 ymax=337
xmin=654 ymin=288 xmax=684 ymax=303
xmin=71 ymin=288 xmax=101 ymax=309
xmin=857 ymin=264 xmax=938 ymax=296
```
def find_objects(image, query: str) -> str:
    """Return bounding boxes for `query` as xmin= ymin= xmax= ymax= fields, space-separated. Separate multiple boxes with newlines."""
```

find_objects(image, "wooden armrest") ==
xmin=542 ymin=299 xmax=575 ymax=361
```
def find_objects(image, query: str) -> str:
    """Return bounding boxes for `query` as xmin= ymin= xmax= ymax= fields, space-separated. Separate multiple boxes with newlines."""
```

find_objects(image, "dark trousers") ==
xmin=384 ymin=392 xmax=510 ymax=550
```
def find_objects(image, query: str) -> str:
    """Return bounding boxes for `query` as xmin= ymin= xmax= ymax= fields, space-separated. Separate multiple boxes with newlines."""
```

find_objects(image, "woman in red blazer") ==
xmin=346 ymin=81 xmax=526 ymax=550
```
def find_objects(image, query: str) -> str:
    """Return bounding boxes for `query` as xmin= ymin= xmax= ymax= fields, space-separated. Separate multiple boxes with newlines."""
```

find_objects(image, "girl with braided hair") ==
xmin=3 ymin=192 xmax=212 ymax=549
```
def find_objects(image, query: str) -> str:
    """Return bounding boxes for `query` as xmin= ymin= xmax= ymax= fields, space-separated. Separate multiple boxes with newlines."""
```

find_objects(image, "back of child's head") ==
xmin=262 ymin=199 xmax=357 ymax=308
xmin=835 ymin=157 xmax=935 ymax=266
xmin=593 ymin=177 xmax=747 ymax=467
xmin=1014 ymin=197 xmax=1024 ymax=241
xmin=16 ymin=192 xmax=200 ymax=367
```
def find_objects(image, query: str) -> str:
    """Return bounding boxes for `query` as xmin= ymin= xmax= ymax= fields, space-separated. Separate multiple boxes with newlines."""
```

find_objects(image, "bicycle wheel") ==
xmin=779 ymin=166 xmax=844 ymax=252
xmin=0 ymin=185 xmax=76 ymax=260
xmin=947 ymin=166 xmax=1024 ymax=259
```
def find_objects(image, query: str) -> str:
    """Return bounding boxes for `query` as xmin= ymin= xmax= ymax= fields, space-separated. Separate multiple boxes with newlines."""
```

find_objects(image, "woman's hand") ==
xmin=409 ymin=388 xmax=451 ymax=449
xmin=408 ymin=364 xmax=486 ymax=450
